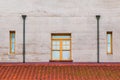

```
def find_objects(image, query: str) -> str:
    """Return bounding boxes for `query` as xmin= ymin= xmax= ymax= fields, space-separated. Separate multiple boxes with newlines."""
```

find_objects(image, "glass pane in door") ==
xmin=52 ymin=41 xmax=60 ymax=45
xmin=62 ymin=51 xmax=70 ymax=60
xmin=62 ymin=46 xmax=70 ymax=50
xmin=52 ymin=51 xmax=60 ymax=60
xmin=62 ymin=40 xmax=70 ymax=45
xmin=52 ymin=46 xmax=60 ymax=50
xmin=62 ymin=40 xmax=70 ymax=50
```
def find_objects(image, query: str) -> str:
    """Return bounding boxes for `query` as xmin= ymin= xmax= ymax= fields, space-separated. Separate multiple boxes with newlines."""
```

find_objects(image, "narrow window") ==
xmin=51 ymin=33 xmax=71 ymax=60
xmin=107 ymin=32 xmax=112 ymax=54
xmin=10 ymin=31 xmax=15 ymax=54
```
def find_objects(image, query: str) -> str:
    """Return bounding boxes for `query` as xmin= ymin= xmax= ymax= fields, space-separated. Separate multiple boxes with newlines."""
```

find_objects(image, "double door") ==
xmin=51 ymin=34 xmax=71 ymax=60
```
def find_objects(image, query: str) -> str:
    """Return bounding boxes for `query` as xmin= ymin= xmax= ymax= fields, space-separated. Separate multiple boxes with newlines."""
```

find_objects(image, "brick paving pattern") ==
xmin=0 ymin=63 xmax=120 ymax=80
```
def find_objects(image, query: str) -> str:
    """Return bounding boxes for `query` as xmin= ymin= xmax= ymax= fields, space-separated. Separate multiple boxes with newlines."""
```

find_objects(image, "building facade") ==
xmin=0 ymin=0 xmax=120 ymax=62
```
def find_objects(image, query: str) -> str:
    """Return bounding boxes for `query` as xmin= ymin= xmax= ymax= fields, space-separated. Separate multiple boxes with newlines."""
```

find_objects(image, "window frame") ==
xmin=10 ymin=31 xmax=16 ymax=54
xmin=106 ymin=32 xmax=112 ymax=54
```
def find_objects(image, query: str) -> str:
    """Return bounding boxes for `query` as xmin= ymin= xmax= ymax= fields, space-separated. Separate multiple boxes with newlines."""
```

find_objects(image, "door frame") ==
xmin=50 ymin=33 xmax=72 ymax=62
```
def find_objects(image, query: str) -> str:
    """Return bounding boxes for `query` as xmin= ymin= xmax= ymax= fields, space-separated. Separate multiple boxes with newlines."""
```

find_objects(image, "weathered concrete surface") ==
xmin=0 ymin=0 xmax=120 ymax=62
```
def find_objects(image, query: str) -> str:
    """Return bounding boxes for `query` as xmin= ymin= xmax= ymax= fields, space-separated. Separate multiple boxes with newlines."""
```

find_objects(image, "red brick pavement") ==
xmin=0 ymin=63 xmax=120 ymax=80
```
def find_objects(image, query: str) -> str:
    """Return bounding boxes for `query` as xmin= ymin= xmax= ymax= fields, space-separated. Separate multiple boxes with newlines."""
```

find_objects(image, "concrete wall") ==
xmin=0 ymin=0 xmax=120 ymax=62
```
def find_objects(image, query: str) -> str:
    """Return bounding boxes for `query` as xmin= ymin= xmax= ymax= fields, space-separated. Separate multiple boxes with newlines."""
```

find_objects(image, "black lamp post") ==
xmin=22 ymin=15 xmax=27 ymax=63
xmin=96 ymin=15 xmax=100 ymax=63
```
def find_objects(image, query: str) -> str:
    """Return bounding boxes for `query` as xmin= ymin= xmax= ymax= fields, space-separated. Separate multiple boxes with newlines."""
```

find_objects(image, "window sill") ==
xmin=49 ymin=60 xmax=73 ymax=62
